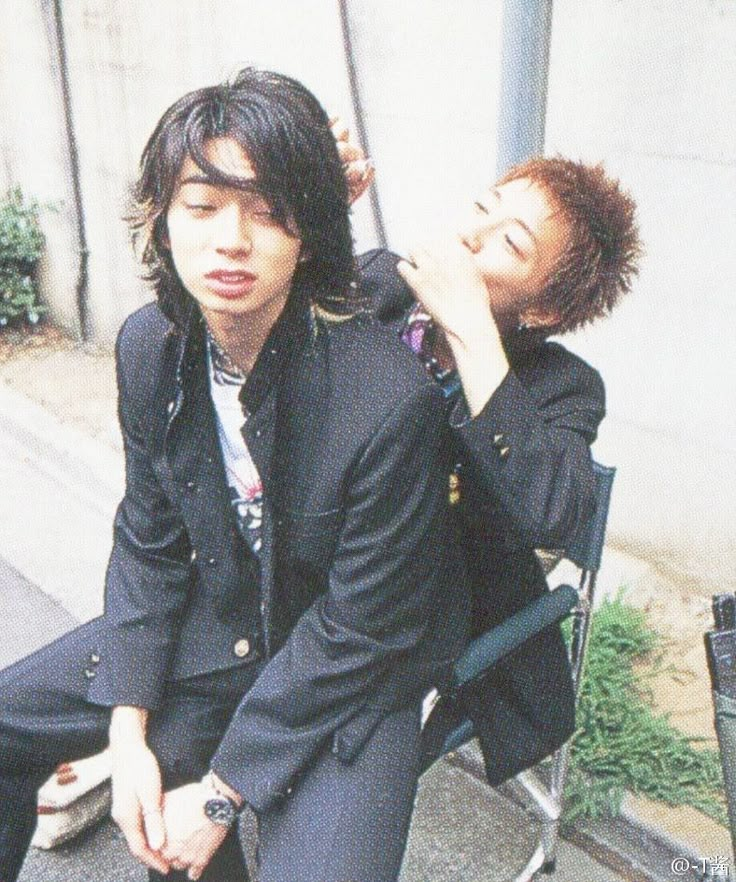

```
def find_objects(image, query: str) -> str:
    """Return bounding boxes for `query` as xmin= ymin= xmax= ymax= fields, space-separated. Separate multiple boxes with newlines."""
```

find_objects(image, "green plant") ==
xmin=561 ymin=594 xmax=727 ymax=827
xmin=0 ymin=187 xmax=46 ymax=327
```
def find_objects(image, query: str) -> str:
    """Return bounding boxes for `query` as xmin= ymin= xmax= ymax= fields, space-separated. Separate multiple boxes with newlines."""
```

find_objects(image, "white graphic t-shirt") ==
xmin=207 ymin=333 xmax=263 ymax=556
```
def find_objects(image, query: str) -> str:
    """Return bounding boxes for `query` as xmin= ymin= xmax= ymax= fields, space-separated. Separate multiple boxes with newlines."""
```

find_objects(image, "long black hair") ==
xmin=130 ymin=67 xmax=359 ymax=327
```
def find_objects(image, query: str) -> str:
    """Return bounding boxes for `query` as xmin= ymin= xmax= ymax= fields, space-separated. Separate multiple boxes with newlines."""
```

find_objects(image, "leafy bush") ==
xmin=0 ymin=187 xmax=46 ymax=327
xmin=562 ymin=595 xmax=727 ymax=827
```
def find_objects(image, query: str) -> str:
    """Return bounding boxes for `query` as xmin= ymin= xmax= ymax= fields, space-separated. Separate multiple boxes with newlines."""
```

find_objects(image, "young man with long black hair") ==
xmin=0 ymin=68 xmax=468 ymax=882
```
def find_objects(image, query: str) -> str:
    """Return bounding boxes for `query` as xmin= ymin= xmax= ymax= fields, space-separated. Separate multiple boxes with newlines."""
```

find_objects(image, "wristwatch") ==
xmin=202 ymin=771 xmax=242 ymax=827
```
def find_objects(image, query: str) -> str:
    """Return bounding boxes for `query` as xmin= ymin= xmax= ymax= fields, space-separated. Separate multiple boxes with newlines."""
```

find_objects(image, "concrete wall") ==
xmin=544 ymin=0 xmax=736 ymax=589
xmin=0 ymin=1 xmax=82 ymax=333
xmin=1 ymin=0 xmax=734 ymax=589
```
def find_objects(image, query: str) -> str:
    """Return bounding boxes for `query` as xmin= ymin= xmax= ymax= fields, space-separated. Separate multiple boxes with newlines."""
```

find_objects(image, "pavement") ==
xmin=0 ymin=333 xmax=721 ymax=882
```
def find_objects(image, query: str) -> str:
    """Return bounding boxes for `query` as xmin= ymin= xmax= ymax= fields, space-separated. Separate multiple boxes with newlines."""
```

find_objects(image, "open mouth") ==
xmin=205 ymin=270 xmax=258 ymax=297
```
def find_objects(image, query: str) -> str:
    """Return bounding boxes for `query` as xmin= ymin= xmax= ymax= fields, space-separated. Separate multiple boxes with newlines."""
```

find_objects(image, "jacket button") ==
xmin=185 ymin=480 xmax=197 ymax=491
xmin=190 ymin=549 xmax=198 ymax=562
xmin=84 ymin=668 xmax=96 ymax=679
xmin=493 ymin=433 xmax=505 ymax=448
xmin=499 ymin=446 xmax=510 ymax=459
xmin=89 ymin=652 xmax=100 ymax=665
xmin=207 ymin=556 xmax=217 ymax=566
xmin=233 ymin=638 xmax=251 ymax=658
xmin=167 ymin=400 xmax=176 ymax=415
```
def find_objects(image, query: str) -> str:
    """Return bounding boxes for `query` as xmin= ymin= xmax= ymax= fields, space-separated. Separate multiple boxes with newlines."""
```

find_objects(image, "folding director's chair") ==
xmin=430 ymin=461 xmax=616 ymax=882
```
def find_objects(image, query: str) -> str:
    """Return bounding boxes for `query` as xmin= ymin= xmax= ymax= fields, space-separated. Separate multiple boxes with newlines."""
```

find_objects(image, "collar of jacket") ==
xmin=169 ymin=285 xmax=317 ymax=418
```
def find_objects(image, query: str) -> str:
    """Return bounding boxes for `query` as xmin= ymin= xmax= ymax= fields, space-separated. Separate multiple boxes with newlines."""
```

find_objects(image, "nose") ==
xmin=459 ymin=217 xmax=489 ymax=255
xmin=215 ymin=203 xmax=252 ymax=258
xmin=459 ymin=207 xmax=501 ymax=256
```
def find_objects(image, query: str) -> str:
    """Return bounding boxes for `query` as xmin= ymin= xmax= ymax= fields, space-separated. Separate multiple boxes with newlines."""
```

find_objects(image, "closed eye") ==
xmin=186 ymin=204 xmax=216 ymax=212
xmin=474 ymin=200 xmax=489 ymax=214
xmin=504 ymin=233 xmax=524 ymax=258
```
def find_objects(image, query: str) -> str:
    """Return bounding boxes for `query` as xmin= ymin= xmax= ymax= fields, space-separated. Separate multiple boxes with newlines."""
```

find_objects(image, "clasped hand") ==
xmin=111 ymin=741 xmax=228 ymax=879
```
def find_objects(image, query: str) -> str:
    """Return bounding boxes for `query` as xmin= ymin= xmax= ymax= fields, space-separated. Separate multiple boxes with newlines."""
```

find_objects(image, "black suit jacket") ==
xmin=359 ymin=249 xmax=606 ymax=786
xmin=88 ymin=290 xmax=469 ymax=812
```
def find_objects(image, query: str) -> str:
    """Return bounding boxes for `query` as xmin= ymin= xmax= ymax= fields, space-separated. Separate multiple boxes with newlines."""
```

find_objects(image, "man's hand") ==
xmin=397 ymin=237 xmax=494 ymax=345
xmin=110 ymin=740 xmax=169 ymax=873
xmin=161 ymin=782 xmax=230 ymax=881
xmin=330 ymin=115 xmax=374 ymax=204
xmin=109 ymin=706 xmax=169 ymax=874
xmin=397 ymin=238 xmax=510 ymax=416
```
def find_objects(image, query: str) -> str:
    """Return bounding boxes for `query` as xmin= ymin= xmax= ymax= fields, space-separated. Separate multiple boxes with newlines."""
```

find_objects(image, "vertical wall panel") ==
xmin=0 ymin=1 xmax=83 ymax=334
xmin=545 ymin=0 xmax=736 ymax=586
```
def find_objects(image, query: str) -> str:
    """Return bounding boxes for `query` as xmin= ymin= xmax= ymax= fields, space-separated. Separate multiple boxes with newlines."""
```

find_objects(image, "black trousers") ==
xmin=0 ymin=618 xmax=422 ymax=882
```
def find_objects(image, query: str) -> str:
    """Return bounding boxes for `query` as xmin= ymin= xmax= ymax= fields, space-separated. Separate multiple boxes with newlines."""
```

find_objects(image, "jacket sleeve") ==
xmin=87 ymin=321 xmax=192 ymax=711
xmin=451 ymin=349 xmax=606 ymax=551
xmin=211 ymin=381 xmax=460 ymax=813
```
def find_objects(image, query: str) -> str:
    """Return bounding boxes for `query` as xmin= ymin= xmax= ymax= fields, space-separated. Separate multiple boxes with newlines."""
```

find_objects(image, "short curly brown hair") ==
xmin=499 ymin=156 xmax=642 ymax=335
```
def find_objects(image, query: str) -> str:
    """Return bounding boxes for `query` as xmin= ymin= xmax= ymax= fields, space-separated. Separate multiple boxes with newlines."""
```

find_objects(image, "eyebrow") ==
xmin=513 ymin=218 xmax=539 ymax=252
xmin=179 ymin=175 xmax=218 ymax=186
xmin=491 ymin=188 xmax=541 ymax=254
xmin=178 ymin=174 xmax=259 ymax=190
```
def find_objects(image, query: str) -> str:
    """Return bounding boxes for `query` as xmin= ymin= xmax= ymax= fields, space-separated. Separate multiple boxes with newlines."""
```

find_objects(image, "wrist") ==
xmin=109 ymin=706 xmax=148 ymax=746
xmin=443 ymin=305 xmax=499 ymax=355
xmin=204 ymin=770 xmax=245 ymax=810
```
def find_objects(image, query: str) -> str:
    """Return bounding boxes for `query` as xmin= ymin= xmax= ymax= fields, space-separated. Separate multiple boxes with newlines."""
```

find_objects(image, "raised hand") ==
xmin=330 ymin=115 xmax=374 ymax=204
xmin=397 ymin=237 xmax=494 ymax=346
xmin=397 ymin=238 xmax=510 ymax=417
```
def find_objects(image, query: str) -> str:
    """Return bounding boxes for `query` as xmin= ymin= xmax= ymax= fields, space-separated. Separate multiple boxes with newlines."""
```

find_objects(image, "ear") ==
xmin=518 ymin=303 xmax=560 ymax=330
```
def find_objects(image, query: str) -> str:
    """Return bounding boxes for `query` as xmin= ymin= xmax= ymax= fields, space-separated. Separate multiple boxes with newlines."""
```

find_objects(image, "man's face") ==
xmin=457 ymin=177 xmax=569 ymax=322
xmin=165 ymin=137 xmax=303 ymax=327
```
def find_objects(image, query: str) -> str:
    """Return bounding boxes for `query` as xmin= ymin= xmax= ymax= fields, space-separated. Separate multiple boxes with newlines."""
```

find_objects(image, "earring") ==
xmin=298 ymin=252 xmax=310 ymax=264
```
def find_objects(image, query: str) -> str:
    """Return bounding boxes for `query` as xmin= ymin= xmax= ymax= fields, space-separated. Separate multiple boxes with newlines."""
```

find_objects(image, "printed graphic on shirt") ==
xmin=227 ymin=471 xmax=263 ymax=555
xmin=208 ymin=331 xmax=264 ymax=556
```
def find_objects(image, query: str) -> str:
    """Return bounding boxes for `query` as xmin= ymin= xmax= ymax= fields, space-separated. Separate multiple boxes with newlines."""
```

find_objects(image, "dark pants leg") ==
xmin=0 ymin=618 xmax=253 ymax=882
xmin=0 ymin=618 xmax=111 ymax=881
xmin=145 ymin=668 xmax=258 ymax=882
xmin=257 ymin=704 xmax=422 ymax=882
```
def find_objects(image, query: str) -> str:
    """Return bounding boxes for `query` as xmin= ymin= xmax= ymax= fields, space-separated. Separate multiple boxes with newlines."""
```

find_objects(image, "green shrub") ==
xmin=562 ymin=594 xmax=727 ymax=827
xmin=0 ymin=187 xmax=46 ymax=327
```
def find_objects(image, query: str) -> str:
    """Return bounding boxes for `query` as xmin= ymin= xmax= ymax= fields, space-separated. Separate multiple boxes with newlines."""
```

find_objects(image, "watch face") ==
xmin=204 ymin=796 xmax=236 ymax=826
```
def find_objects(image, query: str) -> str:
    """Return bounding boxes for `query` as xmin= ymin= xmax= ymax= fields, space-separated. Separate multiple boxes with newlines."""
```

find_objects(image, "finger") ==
xmin=345 ymin=158 xmax=373 ymax=181
xmin=330 ymin=117 xmax=349 ymax=142
xmin=361 ymin=163 xmax=375 ymax=187
xmin=138 ymin=771 xmax=165 ymax=850
xmin=142 ymin=806 xmax=166 ymax=852
xmin=396 ymin=259 xmax=418 ymax=287
xmin=120 ymin=818 xmax=170 ymax=874
xmin=337 ymin=141 xmax=364 ymax=164
xmin=188 ymin=866 xmax=204 ymax=881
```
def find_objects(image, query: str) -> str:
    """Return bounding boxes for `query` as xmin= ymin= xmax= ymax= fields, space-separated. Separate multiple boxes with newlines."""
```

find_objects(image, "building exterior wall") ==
xmin=1 ymin=0 xmax=734 ymax=588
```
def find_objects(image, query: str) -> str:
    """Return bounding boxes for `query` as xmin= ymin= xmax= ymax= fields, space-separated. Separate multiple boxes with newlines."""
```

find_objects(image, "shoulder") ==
xmin=115 ymin=301 xmax=179 ymax=403
xmin=116 ymin=301 xmax=173 ymax=363
xmin=357 ymin=249 xmax=415 ymax=320
xmin=314 ymin=311 xmax=442 ymax=427
xmin=514 ymin=340 xmax=605 ymax=409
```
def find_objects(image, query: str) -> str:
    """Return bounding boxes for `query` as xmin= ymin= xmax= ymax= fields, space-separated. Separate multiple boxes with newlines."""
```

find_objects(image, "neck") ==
xmin=201 ymin=293 xmax=288 ymax=376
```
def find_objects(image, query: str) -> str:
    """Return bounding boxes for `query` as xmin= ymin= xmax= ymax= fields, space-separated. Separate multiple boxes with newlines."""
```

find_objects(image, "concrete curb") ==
xmin=449 ymin=743 xmax=710 ymax=882
xmin=0 ymin=383 xmax=122 ymax=620
xmin=0 ymin=383 xmax=123 ymax=509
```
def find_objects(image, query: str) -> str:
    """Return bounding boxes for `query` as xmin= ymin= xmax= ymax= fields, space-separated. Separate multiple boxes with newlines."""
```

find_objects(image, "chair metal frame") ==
xmin=437 ymin=461 xmax=616 ymax=881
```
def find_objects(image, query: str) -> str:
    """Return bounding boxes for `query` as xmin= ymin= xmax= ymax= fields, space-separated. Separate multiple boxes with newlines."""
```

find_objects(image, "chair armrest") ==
xmin=453 ymin=584 xmax=578 ymax=688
